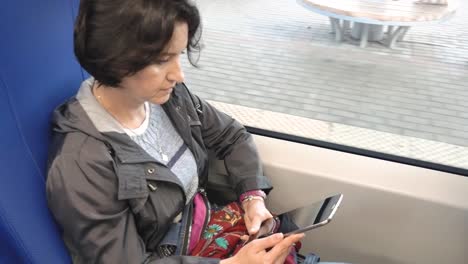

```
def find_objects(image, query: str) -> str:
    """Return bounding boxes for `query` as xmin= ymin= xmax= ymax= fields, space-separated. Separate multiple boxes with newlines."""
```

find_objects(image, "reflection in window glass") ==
xmin=182 ymin=0 xmax=468 ymax=169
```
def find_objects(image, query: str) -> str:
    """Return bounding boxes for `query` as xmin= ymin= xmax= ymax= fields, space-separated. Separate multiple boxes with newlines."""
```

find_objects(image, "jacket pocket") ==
xmin=189 ymin=120 xmax=201 ymax=126
xmin=137 ymin=179 xmax=185 ymax=251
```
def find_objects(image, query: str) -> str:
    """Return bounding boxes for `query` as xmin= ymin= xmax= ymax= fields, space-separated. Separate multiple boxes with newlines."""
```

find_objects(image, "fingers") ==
xmin=273 ymin=246 xmax=294 ymax=264
xmin=249 ymin=233 xmax=284 ymax=252
xmin=239 ymin=235 xmax=249 ymax=241
xmin=244 ymin=205 xmax=273 ymax=235
xmin=266 ymin=233 xmax=305 ymax=260
xmin=248 ymin=215 xmax=262 ymax=235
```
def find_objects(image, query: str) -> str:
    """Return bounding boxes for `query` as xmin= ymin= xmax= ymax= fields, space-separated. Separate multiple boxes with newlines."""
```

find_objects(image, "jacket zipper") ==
xmin=180 ymin=188 xmax=211 ymax=255
xmin=199 ymin=188 xmax=211 ymax=233
xmin=180 ymin=199 xmax=194 ymax=255
xmin=191 ymin=188 xmax=214 ymax=256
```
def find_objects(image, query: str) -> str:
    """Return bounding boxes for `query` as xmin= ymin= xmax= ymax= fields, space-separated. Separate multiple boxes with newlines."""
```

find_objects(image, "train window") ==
xmin=181 ymin=0 xmax=467 ymax=175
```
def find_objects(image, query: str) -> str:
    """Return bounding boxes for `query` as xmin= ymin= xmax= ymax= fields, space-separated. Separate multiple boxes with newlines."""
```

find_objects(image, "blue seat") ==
xmin=0 ymin=0 xmax=83 ymax=262
xmin=0 ymin=1 xmax=352 ymax=263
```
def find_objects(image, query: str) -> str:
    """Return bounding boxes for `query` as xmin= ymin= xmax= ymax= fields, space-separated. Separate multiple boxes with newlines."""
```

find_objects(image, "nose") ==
xmin=167 ymin=57 xmax=185 ymax=84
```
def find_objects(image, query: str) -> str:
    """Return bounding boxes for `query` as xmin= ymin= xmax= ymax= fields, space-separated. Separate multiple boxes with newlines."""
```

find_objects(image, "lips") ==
xmin=163 ymin=87 xmax=173 ymax=92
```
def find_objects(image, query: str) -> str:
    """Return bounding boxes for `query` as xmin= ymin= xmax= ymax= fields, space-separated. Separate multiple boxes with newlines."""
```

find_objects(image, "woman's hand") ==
xmin=243 ymin=198 xmax=273 ymax=235
xmin=220 ymin=233 xmax=305 ymax=264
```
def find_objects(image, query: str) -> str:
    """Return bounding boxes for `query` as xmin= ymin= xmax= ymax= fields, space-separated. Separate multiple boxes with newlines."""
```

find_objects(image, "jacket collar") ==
xmin=53 ymin=80 xmax=193 ymax=164
xmin=51 ymin=81 xmax=194 ymax=200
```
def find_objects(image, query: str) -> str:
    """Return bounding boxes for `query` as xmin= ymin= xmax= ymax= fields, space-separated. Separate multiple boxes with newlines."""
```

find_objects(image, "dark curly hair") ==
xmin=74 ymin=0 xmax=201 ymax=87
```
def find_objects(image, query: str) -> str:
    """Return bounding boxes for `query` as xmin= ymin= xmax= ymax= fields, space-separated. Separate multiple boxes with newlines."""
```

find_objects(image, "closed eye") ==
xmin=156 ymin=50 xmax=186 ymax=64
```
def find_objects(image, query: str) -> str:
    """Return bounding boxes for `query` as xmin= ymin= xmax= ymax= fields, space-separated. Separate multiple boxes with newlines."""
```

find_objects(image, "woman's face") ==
xmin=118 ymin=22 xmax=188 ymax=105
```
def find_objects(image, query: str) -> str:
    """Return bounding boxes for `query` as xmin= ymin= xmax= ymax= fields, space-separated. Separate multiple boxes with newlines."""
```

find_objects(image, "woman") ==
xmin=46 ymin=0 xmax=304 ymax=263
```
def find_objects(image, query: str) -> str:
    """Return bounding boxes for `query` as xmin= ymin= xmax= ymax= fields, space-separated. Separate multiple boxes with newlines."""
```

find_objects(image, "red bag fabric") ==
xmin=190 ymin=202 xmax=247 ymax=258
xmin=189 ymin=201 xmax=300 ymax=263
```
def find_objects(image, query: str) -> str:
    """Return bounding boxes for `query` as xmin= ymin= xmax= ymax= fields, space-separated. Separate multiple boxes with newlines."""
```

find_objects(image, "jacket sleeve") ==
xmin=184 ymin=85 xmax=273 ymax=196
xmin=46 ymin=140 xmax=219 ymax=264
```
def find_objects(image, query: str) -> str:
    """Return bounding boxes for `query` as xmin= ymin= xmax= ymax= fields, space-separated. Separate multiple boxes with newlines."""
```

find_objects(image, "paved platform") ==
xmin=182 ymin=0 xmax=468 ymax=147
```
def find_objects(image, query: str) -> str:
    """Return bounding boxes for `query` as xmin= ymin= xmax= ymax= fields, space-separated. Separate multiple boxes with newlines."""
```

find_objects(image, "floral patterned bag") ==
xmin=189 ymin=201 xmax=300 ymax=263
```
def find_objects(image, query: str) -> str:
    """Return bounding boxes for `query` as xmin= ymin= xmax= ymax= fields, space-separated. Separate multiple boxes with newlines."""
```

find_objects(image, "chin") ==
xmin=150 ymin=94 xmax=171 ymax=105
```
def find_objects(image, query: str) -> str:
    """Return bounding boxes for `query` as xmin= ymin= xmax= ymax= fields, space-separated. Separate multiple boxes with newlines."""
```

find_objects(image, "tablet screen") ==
xmin=281 ymin=193 xmax=343 ymax=235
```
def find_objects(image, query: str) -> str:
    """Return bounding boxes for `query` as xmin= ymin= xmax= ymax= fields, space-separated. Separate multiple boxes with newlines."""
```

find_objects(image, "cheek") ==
xmin=137 ymin=65 xmax=164 ymax=81
xmin=137 ymin=68 xmax=166 ymax=90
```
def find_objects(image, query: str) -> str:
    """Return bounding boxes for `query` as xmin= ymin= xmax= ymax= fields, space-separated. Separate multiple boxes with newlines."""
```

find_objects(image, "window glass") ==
xmin=182 ymin=0 xmax=468 ymax=171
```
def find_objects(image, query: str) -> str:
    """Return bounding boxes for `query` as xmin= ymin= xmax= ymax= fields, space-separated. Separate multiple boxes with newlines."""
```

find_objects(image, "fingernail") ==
xmin=274 ymin=233 xmax=283 ymax=239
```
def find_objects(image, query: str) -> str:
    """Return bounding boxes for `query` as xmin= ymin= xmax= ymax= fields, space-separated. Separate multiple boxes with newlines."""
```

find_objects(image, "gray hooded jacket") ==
xmin=46 ymin=82 xmax=272 ymax=264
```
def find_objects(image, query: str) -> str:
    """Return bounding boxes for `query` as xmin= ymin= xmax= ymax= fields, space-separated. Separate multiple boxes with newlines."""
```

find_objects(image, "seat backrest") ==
xmin=0 ymin=0 xmax=84 ymax=262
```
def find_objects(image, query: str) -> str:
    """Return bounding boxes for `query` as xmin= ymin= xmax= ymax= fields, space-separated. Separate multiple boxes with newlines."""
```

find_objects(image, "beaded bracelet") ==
xmin=241 ymin=195 xmax=265 ymax=204
xmin=239 ymin=190 xmax=267 ymax=204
